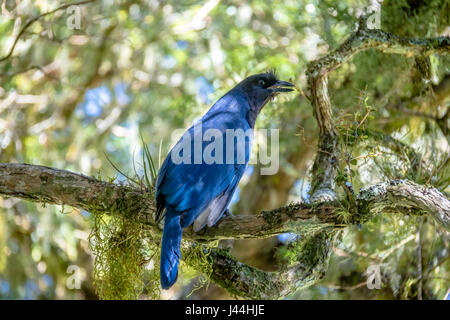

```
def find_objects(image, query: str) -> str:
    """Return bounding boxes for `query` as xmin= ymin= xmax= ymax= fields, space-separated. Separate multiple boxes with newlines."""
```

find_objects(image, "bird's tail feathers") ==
xmin=160 ymin=207 xmax=182 ymax=289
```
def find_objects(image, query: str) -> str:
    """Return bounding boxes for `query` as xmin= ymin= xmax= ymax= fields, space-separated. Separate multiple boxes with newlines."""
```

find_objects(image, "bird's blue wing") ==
xmin=191 ymin=163 xmax=244 ymax=231
xmin=156 ymin=109 xmax=251 ymax=230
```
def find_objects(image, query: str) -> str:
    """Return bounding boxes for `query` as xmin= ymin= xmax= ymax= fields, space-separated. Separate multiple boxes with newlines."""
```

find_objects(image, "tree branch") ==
xmin=0 ymin=163 xmax=156 ymax=226
xmin=358 ymin=180 xmax=450 ymax=230
xmin=0 ymin=163 xmax=449 ymax=299
xmin=182 ymin=228 xmax=339 ymax=299
xmin=1 ymin=163 xmax=448 ymax=235
xmin=306 ymin=19 xmax=450 ymax=202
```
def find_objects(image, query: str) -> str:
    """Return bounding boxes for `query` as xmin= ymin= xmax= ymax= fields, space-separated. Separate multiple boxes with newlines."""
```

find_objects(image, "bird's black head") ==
xmin=234 ymin=71 xmax=295 ymax=126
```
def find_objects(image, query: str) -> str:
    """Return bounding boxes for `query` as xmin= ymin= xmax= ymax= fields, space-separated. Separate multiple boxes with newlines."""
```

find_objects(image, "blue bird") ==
xmin=155 ymin=71 xmax=295 ymax=289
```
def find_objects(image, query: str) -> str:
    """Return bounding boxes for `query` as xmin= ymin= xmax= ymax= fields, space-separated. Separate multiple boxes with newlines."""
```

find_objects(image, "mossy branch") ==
xmin=1 ymin=163 xmax=448 ymax=238
xmin=1 ymin=163 xmax=449 ymax=299
xmin=306 ymin=16 xmax=450 ymax=202
xmin=1 ymin=163 xmax=449 ymax=234
xmin=182 ymin=228 xmax=339 ymax=299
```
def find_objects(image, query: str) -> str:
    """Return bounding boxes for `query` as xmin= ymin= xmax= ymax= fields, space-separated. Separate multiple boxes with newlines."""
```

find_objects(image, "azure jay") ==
xmin=155 ymin=72 xmax=294 ymax=289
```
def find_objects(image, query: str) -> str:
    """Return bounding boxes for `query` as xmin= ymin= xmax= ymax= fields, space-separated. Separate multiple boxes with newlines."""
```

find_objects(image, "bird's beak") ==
xmin=268 ymin=80 xmax=295 ymax=93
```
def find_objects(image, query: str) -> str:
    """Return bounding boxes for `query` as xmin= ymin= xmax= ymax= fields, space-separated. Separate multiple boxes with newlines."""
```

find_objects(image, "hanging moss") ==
xmin=88 ymin=213 xmax=161 ymax=300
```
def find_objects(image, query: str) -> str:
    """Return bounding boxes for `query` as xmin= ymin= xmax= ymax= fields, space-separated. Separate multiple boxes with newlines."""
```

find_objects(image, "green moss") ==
xmin=286 ymin=220 xmax=325 ymax=236
xmin=262 ymin=209 xmax=282 ymax=226
xmin=335 ymin=208 xmax=353 ymax=225
xmin=181 ymin=240 xmax=219 ymax=296
xmin=84 ymin=144 xmax=161 ymax=300
xmin=88 ymin=213 xmax=161 ymax=300
xmin=279 ymin=228 xmax=337 ymax=274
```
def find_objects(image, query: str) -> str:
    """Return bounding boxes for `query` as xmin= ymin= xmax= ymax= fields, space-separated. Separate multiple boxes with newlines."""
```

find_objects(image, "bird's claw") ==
xmin=223 ymin=209 xmax=234 ymax=218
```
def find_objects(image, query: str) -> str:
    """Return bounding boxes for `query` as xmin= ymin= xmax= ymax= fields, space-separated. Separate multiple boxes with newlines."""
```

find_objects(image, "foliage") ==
xmin=88 ymin=213 xmax=160 ymax=300
xmin=0 ymin=0 xmax=448 ymax=299
xmin=87 ymin=135 xmax=161 ymax=299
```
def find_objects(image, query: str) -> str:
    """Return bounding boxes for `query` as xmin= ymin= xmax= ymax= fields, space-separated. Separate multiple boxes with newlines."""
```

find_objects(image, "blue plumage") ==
xmin=155 ymin=72 xmax=294 ymax=289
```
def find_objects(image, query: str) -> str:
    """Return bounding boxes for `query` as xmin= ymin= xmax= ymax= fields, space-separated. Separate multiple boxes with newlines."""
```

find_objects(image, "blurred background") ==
xmin=0 ymin=0 xmax=449 ymax=299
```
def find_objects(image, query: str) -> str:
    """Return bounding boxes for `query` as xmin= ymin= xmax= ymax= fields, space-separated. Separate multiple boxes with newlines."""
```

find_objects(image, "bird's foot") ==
xmin=223 ymin=209 xmax=234 ymax=218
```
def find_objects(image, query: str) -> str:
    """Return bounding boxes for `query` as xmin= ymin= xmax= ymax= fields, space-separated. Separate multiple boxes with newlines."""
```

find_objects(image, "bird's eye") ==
xmin=258 ymin=79 xmax=266 ymax=87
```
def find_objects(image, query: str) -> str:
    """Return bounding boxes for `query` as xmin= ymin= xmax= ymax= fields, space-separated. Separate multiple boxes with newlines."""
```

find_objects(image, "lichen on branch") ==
xmin=305 ymin=16 xmax=449 ymax=202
